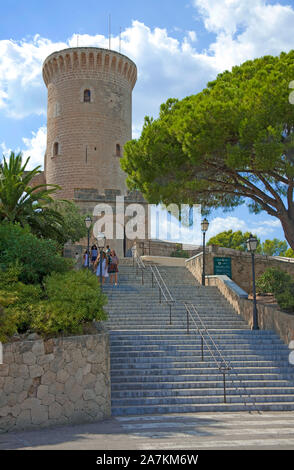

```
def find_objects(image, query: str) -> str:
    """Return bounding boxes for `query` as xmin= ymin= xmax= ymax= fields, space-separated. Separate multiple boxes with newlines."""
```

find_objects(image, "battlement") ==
xmin=42 ymin=47 xmax=137 ymax=90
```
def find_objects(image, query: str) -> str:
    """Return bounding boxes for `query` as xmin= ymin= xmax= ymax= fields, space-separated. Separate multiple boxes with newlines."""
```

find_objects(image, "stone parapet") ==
xmin=186 ymin=245 xmax=294 ymax=293
xmin=0 ymin=332 xmax=110 ymax=433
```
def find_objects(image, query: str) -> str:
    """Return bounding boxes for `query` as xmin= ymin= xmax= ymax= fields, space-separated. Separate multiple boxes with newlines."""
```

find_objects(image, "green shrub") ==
xmin=0 ymin=223 xmax=72 ymax=283
xmin=170 ymin=246 xmax=190 ymax=258
xmin=0 ymin=267 xmax=107 ymax=341
xmin=256 ymin=267 xmax=294 ymax=314
xmin=276 ymin=287 xmax=294 ymax=313
xmin=256 ymin=268 xmax=292 ymax=295
xmin=31 ymin=270 xmax=107 ymax=337
xmin=0 ymin=270 xmax=43 ymax=341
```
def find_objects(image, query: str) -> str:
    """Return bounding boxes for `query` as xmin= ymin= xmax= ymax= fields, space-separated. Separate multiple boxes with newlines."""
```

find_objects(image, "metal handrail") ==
xmin=150 ymin=265 xmax=174 ymax=303
xmin=185 ymin=303 xmax=258 ymax=410
xmin=134 ymin=255 xmax=175 ymax=324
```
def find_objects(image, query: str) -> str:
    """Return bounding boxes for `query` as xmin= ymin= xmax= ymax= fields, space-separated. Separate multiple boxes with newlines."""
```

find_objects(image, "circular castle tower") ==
xmin=42 ymin=47 xmax=137 ymax=199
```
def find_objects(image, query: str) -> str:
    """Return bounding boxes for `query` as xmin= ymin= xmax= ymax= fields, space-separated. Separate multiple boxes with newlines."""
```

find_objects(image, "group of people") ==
xmin=83 ymin=244 xmax=119 ymax=286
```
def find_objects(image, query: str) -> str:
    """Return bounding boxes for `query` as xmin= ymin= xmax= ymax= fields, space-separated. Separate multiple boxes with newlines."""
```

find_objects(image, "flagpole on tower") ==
xmin=109 ymin=14 xmax=111 ymax=50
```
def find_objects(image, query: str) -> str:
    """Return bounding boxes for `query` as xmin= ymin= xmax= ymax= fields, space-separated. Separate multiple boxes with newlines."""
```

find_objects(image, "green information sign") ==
xmin=213 ymin=257 xmax=232 ymax=278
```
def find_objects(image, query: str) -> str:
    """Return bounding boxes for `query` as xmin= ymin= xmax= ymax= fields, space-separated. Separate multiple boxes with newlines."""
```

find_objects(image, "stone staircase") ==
xmin=104 ymin=261 xmax=294 ymax=416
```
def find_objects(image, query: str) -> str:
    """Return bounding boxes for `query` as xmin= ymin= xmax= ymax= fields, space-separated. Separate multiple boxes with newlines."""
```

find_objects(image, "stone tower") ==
xmin=41 ymin=47 xmax=148 ymax=257
xmin=42 ymin=47 xmax=137 ymax=199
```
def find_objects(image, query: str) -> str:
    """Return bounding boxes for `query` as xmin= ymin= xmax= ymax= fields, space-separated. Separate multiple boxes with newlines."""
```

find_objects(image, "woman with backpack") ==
xmin=108 ymin=250 xmax=119 ymax=286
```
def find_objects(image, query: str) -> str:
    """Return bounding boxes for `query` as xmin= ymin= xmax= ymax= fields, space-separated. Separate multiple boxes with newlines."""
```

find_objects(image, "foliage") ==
xmin=170 ymin=244 xmax=190 ymax=258
xmin=207 ymin=230 xmax=261 ymax=252
xmin=256 ymin=268 xmax=292 ymax=295
xmin=0 ymin=152 xmax=63 ymax=237
xmin=275 ymin=287 xmax=294 ymax=313
xmin=49 ymin=200 xmax=87 ymax=245
xmin=285 ymin=248 xmax=294 ymax=258
xmin=0 ymin=223 xmax=71 ymax=284
xmin=0 ymin=269 xmax=107 ymax=342
xmin=261 ymin=238 xmax=288 ymax=256
xmin=31 ymin=271 xmax=107 ymax=336
xmin=256 ymin=267 xmax=294 ymax=313
xmin=122 ymin=52 xmax=294 ymax=249
xmin=0 ymin=266 xmax=43 ymax=342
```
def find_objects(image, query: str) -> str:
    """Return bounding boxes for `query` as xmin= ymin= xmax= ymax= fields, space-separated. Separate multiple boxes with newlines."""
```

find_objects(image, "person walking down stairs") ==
xmin=94 ymin=252 xmax=109 ymax=284
xmin=108 ymin=250 xmax=119 ymax=286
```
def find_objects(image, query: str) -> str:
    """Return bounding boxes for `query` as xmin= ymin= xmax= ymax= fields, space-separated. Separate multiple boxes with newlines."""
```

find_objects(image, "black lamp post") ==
xmin=85 ymin=216 xmax=92 ymax=270
xmin=96 ymin=233 xmax=106 ymax=288
xmin=246 ymin=233 xmax=259 ymax=330
xmin=201 ymin=218 xmax=209 ymax=286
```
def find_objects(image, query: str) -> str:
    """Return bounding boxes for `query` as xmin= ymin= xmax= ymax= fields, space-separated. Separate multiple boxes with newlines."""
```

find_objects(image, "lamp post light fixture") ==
xmin=85 ymin=216 xmax=92 ymax=270
xmin=201 ymin=218 xmax=209 ymax=286
xmin=96 ymin=233 xmax=106 ymax=288
xmin=246 ymin=233 xmax=259 ymax=330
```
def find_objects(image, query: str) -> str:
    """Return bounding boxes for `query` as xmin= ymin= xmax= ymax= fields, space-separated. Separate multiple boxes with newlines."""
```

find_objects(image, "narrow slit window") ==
xmin=84 ymin=89 xmax=91 ymax=102
xmin=116 ymin=144 xmax=121 ymax=157
xmin=53 ymin=142 xmax=59 ymax=156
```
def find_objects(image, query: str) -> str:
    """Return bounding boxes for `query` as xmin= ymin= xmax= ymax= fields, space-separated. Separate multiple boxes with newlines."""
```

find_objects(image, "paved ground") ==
xmin=1 ymin=411 xmax=294 ymax=450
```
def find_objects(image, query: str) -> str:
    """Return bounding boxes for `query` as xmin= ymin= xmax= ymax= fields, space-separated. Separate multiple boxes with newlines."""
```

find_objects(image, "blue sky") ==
xmin=1 ymin=0 xmax=294 ymax=244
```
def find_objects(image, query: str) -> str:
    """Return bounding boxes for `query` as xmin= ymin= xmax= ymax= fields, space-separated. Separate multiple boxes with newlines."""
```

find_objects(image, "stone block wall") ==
xmin=202 ymin=274 xmax=294 ymax=346
xmin=186 ymin=245 xmax=294 ymax=293
xmin=135 ymin=240 xmax=200 ymax=258
xmin=0 ymin=333 xmax=110 ymax=433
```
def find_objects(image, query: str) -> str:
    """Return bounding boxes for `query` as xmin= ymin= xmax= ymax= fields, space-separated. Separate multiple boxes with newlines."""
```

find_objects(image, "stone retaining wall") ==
xmin=0 ymin=333 xmax=110 ymax=433
xmin=186 ymin=245 xmax=294 ymax=293
xmin=186 ymin=268 xmax=294 ymax=346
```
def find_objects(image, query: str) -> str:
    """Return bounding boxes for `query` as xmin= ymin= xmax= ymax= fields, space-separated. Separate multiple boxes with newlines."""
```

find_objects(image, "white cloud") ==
xmin=0 ymin=35 xmax=68 ymax=119
xmin=22 ymin=126 xmax=47 ymax=170
xmin=1 ymin=125 xmax=46 ymax=170
xmin=207 ymin=216 xmax=281 ymax=239
xmin=193 ymin=0 xmax=294 ymax=69
xmin=0 ymin=141 xmax=12 ymax=157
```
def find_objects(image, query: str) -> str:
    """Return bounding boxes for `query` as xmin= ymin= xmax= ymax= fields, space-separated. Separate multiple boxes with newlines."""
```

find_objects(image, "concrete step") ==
xmin=112 ymin=379 xmax=294 ymax=391
xmin=111 ymin=402 xmax=294 ymax=416
xmin=111 ymin=394 xmax=294 ymax=407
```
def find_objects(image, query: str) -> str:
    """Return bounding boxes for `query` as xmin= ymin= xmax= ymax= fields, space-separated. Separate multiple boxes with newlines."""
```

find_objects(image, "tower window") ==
xmin=116 ymin=144 xmax=121 ymax=157
xmin=53 ymin=142 xmax=59 ymax=156
xmin=84 ymin=89 xmax=91 ymax=102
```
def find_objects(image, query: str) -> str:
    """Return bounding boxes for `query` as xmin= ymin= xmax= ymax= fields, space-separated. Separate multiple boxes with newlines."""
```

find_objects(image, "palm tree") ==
xmin=0 ymin=151 xmax=64 ymax=239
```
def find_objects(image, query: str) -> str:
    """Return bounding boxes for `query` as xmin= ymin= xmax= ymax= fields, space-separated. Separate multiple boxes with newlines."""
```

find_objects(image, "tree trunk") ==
xmin=280 ymin=215 xmax=294 ymax=250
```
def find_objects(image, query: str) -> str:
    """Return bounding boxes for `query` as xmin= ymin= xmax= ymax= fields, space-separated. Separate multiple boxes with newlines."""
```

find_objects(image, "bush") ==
xmin=0 ymin=267 xmax=107 ymax=341
xmin=0 ymin=267 xmax=43 ymax=341
xmin=31 ymin=271 xmax=107 ymax=336
xmin=276 ymin=287 xmax=294 ymax=313
xmin=256 ymin=268 xmax=294 ymax=313
xmin=256 ymin=268 xmax=292 ymax=295
xmin=171 ymin=245 xmax=190 ymax=258
xmin=0 ymin=223 xmax=72 ymax=283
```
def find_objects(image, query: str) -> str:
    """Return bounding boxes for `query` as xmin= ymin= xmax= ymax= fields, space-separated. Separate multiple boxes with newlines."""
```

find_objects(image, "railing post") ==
xmin=201 ymin=336 xmax=204 ymax=361
xmin=223 ymin=372 xmax=227 ymax=404
xmin=169 ymin=304 xmax=172 ymax=325
xmin=186 ymin=309 xmax=190 ymax=334
xmin=159 ymin=287 xmax=161 ymax=303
